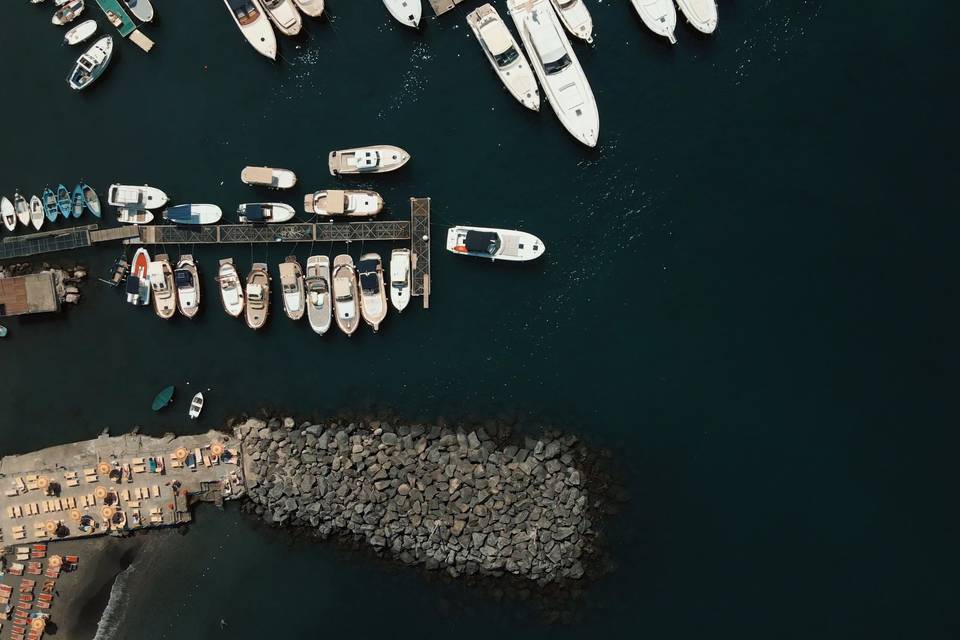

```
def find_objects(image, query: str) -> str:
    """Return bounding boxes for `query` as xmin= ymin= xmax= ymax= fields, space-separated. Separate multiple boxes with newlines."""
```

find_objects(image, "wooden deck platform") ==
xmin=410 ymin=197 xmax=431 ymax=308
xmin=427 ymin=0 xmax=469 ymax=16
xmin=132 ymin=221 xmax=412 ymax=245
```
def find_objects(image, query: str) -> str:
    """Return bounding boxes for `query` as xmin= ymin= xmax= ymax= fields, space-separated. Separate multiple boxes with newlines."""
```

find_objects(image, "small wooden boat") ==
xmin=29 ymin=196 xmax=45 ymax=231
xmin=240 ymin=166 xmax=297 ymax=189
xmin=389 ymin=248 xmax=411 ymax=312
xmin=42 ymin=189 xmax=59 ymax=223
xmin=216 ymin=258 xmax=245 ymax=318
xmin=70 ymin=184 xmax=85 ymax=218
xmin=13 ymin=193 xmax=30 ymax=227
xmin=117 ymin=208 xmax=155 ymax=225
xmin=162 ymin=204 xmax=223 ymax=225
xmin=328 ymin=145 xmax=410 ymax=176
xmin=52 ymin=0 xmax=84 ymax=26
xmin=151 ymin=385 xmax=174 ymax=412
xmin=148 ymin=254 xmax=176 ymax=319
xmin=332 ymin=254 xmax=360 ymax=336
xmin=81 ymin=183 xmax=101 ymax=217
xmin=237 ymin=202 xmax=295 ymax=223
xmin=305 ymin=255 xmax=331 ymax=335
xmin=358 ymin=253 xmax=387 ymax=332
xmin=293 ymin=0 xmax=323 ymax=17
xmin=67 ymin=35 xmax=113 ymax=91
xmin=56 ymin=185 xmax=72 ymax=219
xmin=174 ymin=255 xmax=200 ymax=318
xmin=122 ymin=0 xmax=155 ymax=23
xmin=278 ymin=256 xmax=305 ymax=321
xmin=64 ymin=19 xmax=97 ymax=46
xmin=127 ymin=247 xmax=151 ymax=305
xmin=99 ymin=254 xmax=129 ymax=287
xmin=188 ymin=393 xmax=204 ymax=419
xmin=0 ymin=197 xmax=15 ymax=232
xmin=245 ymin=263 xmax=271 ymax=330
xmin=304 ymin=189 xmax=383 ymax=217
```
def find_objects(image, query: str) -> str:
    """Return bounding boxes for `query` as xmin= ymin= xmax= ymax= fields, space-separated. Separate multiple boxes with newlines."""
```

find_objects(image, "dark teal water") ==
xmin=2 ymin=1 xmax=958 ymax=638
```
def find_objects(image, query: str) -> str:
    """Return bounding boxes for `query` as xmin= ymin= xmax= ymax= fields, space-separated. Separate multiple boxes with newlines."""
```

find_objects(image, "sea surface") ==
xmin=2 ymin=1 xmax=957 ymax=639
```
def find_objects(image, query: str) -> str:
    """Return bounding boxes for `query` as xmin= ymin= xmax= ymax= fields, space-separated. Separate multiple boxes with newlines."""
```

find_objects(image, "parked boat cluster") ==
xmin=224 ymin=0 xmax=325 ymax=61
xmin=0 ymin=184 xmax=100 ymax=233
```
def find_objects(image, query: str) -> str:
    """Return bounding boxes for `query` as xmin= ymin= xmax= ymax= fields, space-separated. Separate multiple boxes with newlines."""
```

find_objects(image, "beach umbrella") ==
xmin=44 ymin=521 xmax=57 ymax=534
xmin=98 ymin=462 xmax=111 ymax=475
xmin=94 ymin=486 xmax=108 ymax=500
xmin=30 ymin=619 xmax=44 ymax=631
xmin=69 ymin=509 xmax=82 ymax=522
xmin=101 ymin=506 xmax=115 ymax=519
xmin=37 ymin=476 xmax=49 ymax=489
xmin=49 ymin=555 xmax=64 ymax=568
xmin=174 ymin=447 xmax=188 ymax=460
xmin=210 ymin=443 xmax=224 ymax=456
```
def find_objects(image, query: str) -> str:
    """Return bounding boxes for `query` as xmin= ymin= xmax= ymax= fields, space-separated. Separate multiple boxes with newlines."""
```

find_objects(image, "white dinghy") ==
xmin=64 ymin=19 xmax=97 ymax=46
xmin=675 ymin=0 xmax=717 ymax=34
xmin=188 ymin=392 xmax=204 ymax=419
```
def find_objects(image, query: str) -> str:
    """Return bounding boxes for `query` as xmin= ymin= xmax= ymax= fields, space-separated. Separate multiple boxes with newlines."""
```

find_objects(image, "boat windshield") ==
xmin=229 ymin=0 xmax=260 ymax=24
xmin=494 ymin=46 xmax=519 ymax=68
xmin=543 ymin=53 xmax=572 ymax=75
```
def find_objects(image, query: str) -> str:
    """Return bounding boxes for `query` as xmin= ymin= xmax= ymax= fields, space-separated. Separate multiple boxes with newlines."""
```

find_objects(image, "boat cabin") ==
xmin=464 ymin=230 xmax=500 ymax=256
xmin=480 ymin=21 xmax=519 ymax=68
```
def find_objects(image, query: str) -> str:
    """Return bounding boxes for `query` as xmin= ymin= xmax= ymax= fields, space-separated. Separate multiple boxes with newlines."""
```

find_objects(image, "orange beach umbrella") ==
xmin=101 ymin=506 xmax=115 ymax=519
xmin=44 ymin=521 xmax=57 ymax=534
xmin=210 ymin=443 xmax=224 ymax=456
xmin=69 ymin=509 xmax=82 ymax=522
xmin=94 ymin=486 xmax=108 ymax=499
xmin=37 ymin=476 xmax=49 ymax=489
xmin=30 ymin=619 xmax=45 ymax=631
xmin=48 ymin=555 xmax=63 ymax=568
xmin=174 ymin=447 xmax=188 ymax=460
xmin=97 ymin=462 xmax=111 ymax=475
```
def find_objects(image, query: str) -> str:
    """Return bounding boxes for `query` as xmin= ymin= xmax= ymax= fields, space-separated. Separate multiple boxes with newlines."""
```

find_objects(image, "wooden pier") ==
xmin=0 ymin=225 xmax=100 ymax=261
xmin=410 ymin=197 xmax=431 ymax=307
xmin=133 ymin=221 xmax=411 ymax=245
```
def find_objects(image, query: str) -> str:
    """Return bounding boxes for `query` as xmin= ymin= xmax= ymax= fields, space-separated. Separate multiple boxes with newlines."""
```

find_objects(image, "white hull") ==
xmin=117 ymin=209 xmax=155 ymax=225
xmin=509 ymin=0 xmax=599 ymax=147
xmin=328 ymin=145 xmax=410 ymax=176
xmin=631 ymin=0 xmax=677 ymax=43
xmin=14 ymin=195 xmax=30 ymax=227
xmin=263 ymin=0 xmax=302 ymax=36
xmin=163 ymin=204 xmax=224 ymax=225
xmin=383 ymin=0 xmax=421 ymax=28
xmin=446 ymin=225 xmax=546 ymax=262
xmin=279 ymin=258 xmax=305 ymax=321
xmin=29 ymin=196 xmax=44 ymax=231
xmin=1 ymin=197 xmax=16 ymax=232
xmin=467 ymin=4 xmax=540 ymax=112
xmin=293 ymin=0 xmax=323 ymax=17
xmin=123 ymin=0 xmax=154 ymax=22
xmin=675 ymin=0 xmax=717 ymax=34
xmin=241 ymin=166 xmax=297 ymax=189
xmin=189 ymin=393 xmax=204 ymax=419
xmin=389 ymin=249 xmax=411 ymax=312
xmin=64 ymin=19 xmax=97 ymax=46
xmin=305 ymin=190 xmax=383 ymax=217
xmin=332 ymin=255 xmax=360 ymax=336
xmin=548 ymin=0 xmax=593 ymax=43
xmin=175 ymin=255 xmax=201 ymax=318
xmin=223 ymin=0 xmax=278 ymax=60
xmin=305 ymin=255 xmax=332 ymax=335
xmin=217 ymin=258 xmax=245 ymax=318
xmin=108 ymin=184 xmax=169 ymax=209
xmin=358 ymin=253 xmax=387 ymax=331
xmin=238 ymin=202 xmax=296 ymax=223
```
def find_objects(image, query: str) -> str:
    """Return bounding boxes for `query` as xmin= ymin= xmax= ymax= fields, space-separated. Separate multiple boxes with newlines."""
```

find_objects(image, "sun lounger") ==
xmin=6 ymin=506 xmax=15 ymax=518
xmin=152 ymin=485 xmax=161 ymax=498
xmin=66 ymin=496 xmax=77 ymax=509
xmin=66 ymin=478 xmax=80 ymax=488
xmin=14 ymin=505 xmax=23 ymax=518
xmin=6 ymin=488 xmax=19 ymax=497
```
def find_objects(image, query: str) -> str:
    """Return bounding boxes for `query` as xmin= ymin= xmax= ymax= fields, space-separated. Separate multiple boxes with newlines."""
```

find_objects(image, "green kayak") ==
xmin=152 ymin=385 xmax=174 ymax=411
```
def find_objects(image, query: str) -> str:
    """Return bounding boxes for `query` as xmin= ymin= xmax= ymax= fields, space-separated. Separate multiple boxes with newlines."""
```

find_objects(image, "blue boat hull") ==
xmin=42 ymin=189 xmax=59 ymax=222
xmin=71 ymin=185 xmax=85 ymax=218
xmin=56 ymin=185 xmax=72 ymax=219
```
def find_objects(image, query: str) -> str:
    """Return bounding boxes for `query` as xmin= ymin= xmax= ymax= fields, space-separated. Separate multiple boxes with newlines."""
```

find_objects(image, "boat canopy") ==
xmin=174 ymin=269 xmax=193 ymax=288
xmin=243 ymin=204 xmax=266 ymax=221
xmin=359 ymin=273 xmax=379 ymax=293
xmin=357 ymin=259 xmax=379 ymax=273
xmin=465 ymin=231 xmax=499 ymax=254
xmin=125 ymin=276 xmax=140 ymax=294
xmin=480 ymin=21 xmax=514 ymax=57
xmin=243 ymin=166 xmax=274 ymax=185
xmin=333 ymin=278 xmax=352 ymax=300
xmin=325 ymin=190 xmax=346 ymax=214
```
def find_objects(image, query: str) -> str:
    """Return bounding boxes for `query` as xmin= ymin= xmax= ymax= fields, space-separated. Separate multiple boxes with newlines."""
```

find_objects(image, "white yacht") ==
xmin=508 ymin=0 xmax=599 ymax=147
xmin=174 ymin=255 xmax=200 ymax=319
xmin=446 ymin=225 xmax=546 ymax=262
xmin=389 ymin=248 xmax=411 ymax=312
xmin=675 ymin=0 xmax=717 ymax=34
xmin=217 ymin=258 xmax=245 ymax=318
xmin=304 ymin=190 xmax=383 ymax=218
xmin=305 ymin=255 xmax=332 ymax=335
xmin=332 ymin=255 xmax=360 ymax=337
xmin=223 ymin=0 xmax=278 ymax=60
xmin=293 ymin=0 xmax=324 ymax=17
xmin=328 ymin=145 xmax=410 ymax=176
xmin=548 ymin=0 xmax=593 ymax=44
xmin=382 ymin=0 xmax=421 ymax=28
xmin=107 ymin=184 xmax=169 ymax=209
xmin=122 ymin=0 xmax=154 ymax=23
xmin=467 ymin=4 xmax=540 ymax=112
xmin=357 ymin=253 xmax=387 ymax=332
xmin=630 ymin=0 xmax=677 ymax=44
xmin=148 ymin=254 xmax=177 ymax=320
xmin=278 ymin=256 xmax=305 ymax=321
xmin=262 ymin=0 xmax=302 ymax=36
xmin=237 ymin=202 xmax=296 ymax=223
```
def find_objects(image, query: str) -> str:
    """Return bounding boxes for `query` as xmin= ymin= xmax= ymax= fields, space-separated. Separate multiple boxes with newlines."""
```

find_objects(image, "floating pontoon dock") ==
xmin=94 ymin=0 xmax=155 ymax=52
xmin=0 ymin=225 xmax=141 ymax=261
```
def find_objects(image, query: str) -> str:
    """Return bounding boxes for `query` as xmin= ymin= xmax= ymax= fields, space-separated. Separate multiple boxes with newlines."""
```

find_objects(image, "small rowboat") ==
xmin=0 ymin=197 xmax=15 ymax=231
xmin=56 ymin=185 xmax=72 ymax=219
xmin=71 ymin=184 xmax=85 ymax=218
xmin=151 ymin=386 xmax=174 ymax=412
xmin=64 ymin=19 xmax=97 ymax=46
xmin=13 ymin=193 xmax=30 ymax=227
xmin=188 ymin=393 xmax=204 ymax=419
xmin=29 ymin=196 xmax=44 ymax=231
xmin=81 ymin=183 xmax=101 ymax=217
xmin=42 ymin=189 xmax=59 ymax=222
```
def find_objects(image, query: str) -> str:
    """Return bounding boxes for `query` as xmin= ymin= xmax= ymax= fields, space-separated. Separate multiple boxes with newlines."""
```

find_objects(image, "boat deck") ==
xmin=93 ymin=0 xmax=136 ymax=37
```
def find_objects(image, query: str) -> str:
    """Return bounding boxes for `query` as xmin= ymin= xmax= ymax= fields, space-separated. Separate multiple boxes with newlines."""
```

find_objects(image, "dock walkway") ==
xmin=410 ymin=197 xmax=431 ymax=307
xmin=134 ymin=221 xmax=412 ymax=244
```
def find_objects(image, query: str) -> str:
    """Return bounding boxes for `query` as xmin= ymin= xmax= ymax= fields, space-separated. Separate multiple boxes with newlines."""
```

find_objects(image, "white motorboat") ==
xmin=127 ymin=247 xmax=151 ymax=306
xmin=467 ymin=4 xmax=540 ymax=112
xmin=446 ymin=225 xmax=546 ymax=262
xmin=122 ymin=0 xmax=154 ymax=22
xmin=305 ymin=255 xmax=332 ymax=335
xmin=332 ymin=255 xmax=360 ymax=336
xmin=162 ymin=204 xmax=223 ymax=225
xmin=108 ymin=184 xmax=169 ymax=209
xmin=278 ymin=256 xmax=305 ymax=321
xmin=357 ymin=253 xmax=387 ymax=332
xmin=508 ymin=0 xmax=599 ymax=147
xmin=262 ymin=0 xmax=302 ymax=36
xmin=548 ymin=0 xmax=593 ymax=43
xmin=389 ymin=248 xmax=411 ymax=312
xmin=64 ymin=19 xmax=97 ymax=46
xmin=293 ymin=0 xmax=323 ymax=17
xmin=245 ymin=263 xmax=271 ymax=330
xmin=240 ymin=166 xmax=297 ymax=189
xmin=188 ymin=393 xmax=204 ymax=419
xmin=328 ymin=145 xmax=410 ymax=176
xmin=675 ymin=0 xmax=717 ymax=34
xmin=29 ymin=196 xmax=44 ymax=231
xmin=52 ymin=0 xmax=84 ymax=26
xmin=13 ymin=194 xmax=30 ymax=228
xmin=217 ymin=258 xmax=245 ymax=318
xmin=117 ymin=208 xmax=155 ymax=225
xmin=304 ymin=190 xmax=383 ymax=217
xmin=1 ymin=197 xmax=16 ymax=232
xmin=68 ymin=35 xmax=112 ymax=90
xmin=175 ymin=255 xmax=201 ymax=319
xmin=223 ymin=0 xmax=278 ymax=60
xmin=382 ymin=0 xmax=420 ymax=28
xmin=630 ymin=0 xmax=677 ymax=43
xmin=237 ymin=202 xmax=296 ymax=223
xmin=148 ymin=254 xmax=176 ymax=320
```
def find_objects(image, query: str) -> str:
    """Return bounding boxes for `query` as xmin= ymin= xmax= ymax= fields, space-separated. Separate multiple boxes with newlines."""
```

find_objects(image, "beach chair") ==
xmin=14 ymin=505 xmax=23 ymax=518
xmin=66 ymin=477 xmax=80 ymax=488
xmin=66 ymin=496 xmax=77 ymax=509
xmin=121 ymin=490 xmax=130 ymax=502
xmin=5 ymin=488 xmax=19 ymax=497
xmin=15 ymin=477 xmax=26 ymax=493
xmin=6 ymin=506 xmax=15 ymax=518
xmin=152 ymin=485 xmax=161 ymax=498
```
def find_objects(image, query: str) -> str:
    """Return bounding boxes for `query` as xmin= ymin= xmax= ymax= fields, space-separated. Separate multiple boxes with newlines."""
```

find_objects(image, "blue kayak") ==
xmin=56 ymin=184 xmax=72 ymax=219
xmin=42 ymin=189 xmax=59 ymax=222
xmin=71 ymin=184 xmax=85 ymax=218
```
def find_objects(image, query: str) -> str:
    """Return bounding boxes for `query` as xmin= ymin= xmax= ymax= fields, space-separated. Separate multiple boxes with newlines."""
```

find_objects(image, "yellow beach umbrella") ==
xmin=70 ymin=509 xmax=82 ymax=522
xmin=44 ymin=521 xmax=57 ymax=534
xmin=95 ymin=486 xmax=108 ymax=499
xmin=30 ymin=618 xmax=45 ymax=631
xmin=174 ymin=447 xmax=188 ymax=460
xmin=101 ymin=506 xmax=115 ymax=519
xmin=97 ymin=462 xmax=111 ymax=475
xmin=49 ymin=555 xmax=63 ymax=568
xmin=37 ymin=476 xmax=49 ymax=489
xmin=210 ymin=443 xmax=224 ymax=456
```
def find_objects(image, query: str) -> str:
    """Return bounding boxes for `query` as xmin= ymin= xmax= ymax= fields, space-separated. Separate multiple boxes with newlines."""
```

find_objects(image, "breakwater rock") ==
xmin=238 ymin=418 xmax=594 ymax=583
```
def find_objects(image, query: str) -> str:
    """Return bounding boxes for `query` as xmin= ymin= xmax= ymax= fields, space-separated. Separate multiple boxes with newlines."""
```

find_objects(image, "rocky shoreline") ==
xmin=238 ymin=418 xmax=597 ymax=584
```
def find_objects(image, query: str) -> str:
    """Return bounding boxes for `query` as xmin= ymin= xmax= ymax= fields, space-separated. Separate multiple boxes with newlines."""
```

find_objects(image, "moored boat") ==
xmin=237 ymin=202 xmax=296 ymax=223
xmin=278 ymin=256 xmax=305 ymax=321
xmin=328 ymin=145 xmax=410 ymax=176
xmin=64 ymin=19 xmax=97 ymax=46
xmin=107 ymin=184 xmax=169 ymax=209
xmin=304 ymin=189 xmax=383 ymax=217
xmin=1 ymin=197 xmax=16 ymax=232
xmin=29 ymin=196 xmax=45 ymax=231
xmin=0 ymin=325 xmax=6 ymax=339
xmin=152 ymin=385 xmax=174 ymax=412
xmin=357 ymin=253 xmax=388 ymax=332
xmin=56 ymin=184 xmax=72 ymax=218
xmin=293 ymin=0 xmax=323 ymax=17
xmin=67 ymin=35 xmax=113 ymax=91
xmin=189 ymin=392 xmax=204 ymax=419
xmin=127 ymin=247 xmax=151 ymax=305
xmin=245 ymin=263 xmax=271 ymax=330
xmin=332 ymin=254 xmax=360 ymax=336
xmin=262 ymin=0 xmax=302 ymax=36
xmin=122 ymin=0 xmax=154 ymax=23
xmin=240 ymin=166 xmax=297 ymax=189
xmin=675 ymin=0 xmax=717 ymax=34
xmin=467 ymin=4 xmax=540 ymax=112
xmin=81 ymin=183 xmax=101 ymax=217
xmin=217 ymin=258 xmax=245 ymax=317
xmin=223 ymin=0 xmax=278 ymax=60
xmin=13 ymin=193 xmax=30 ymax=228
xmin=389 ymin=248 xmax=411 ymax=312
xmin=446 ymin=225 xmax=546 ymax=261
xmin=162 ymin=204 xmax=223 ymax=225
xmin=52 ymin=0 xmax=84 ymax=26
xmin=305 ymin=255 xmax=332 ymax=335
xmin=71 ymin=184 xmax=85 ymax=218
xmin=42 ymin=189 xmax=59 ymax=223
xmin=117 ymin=208 xmax=155 ymax=224
xmin=382 ymin=0 xmax=420 ymax=28
xmin=148 ymin=254 xmax=176 ymax=319
xmin=175 ymin=255 xmax=201 ymax=318
xmin=630 ymin=0 xmax=677 ymax=44
xmin=548 ymin=0 xmax=593 ymax=43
